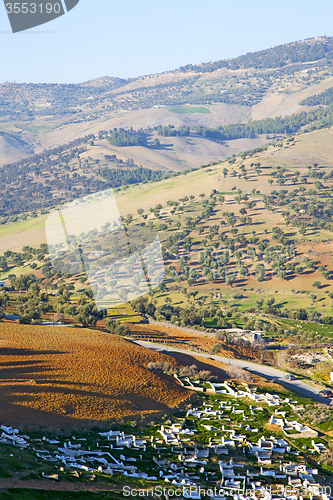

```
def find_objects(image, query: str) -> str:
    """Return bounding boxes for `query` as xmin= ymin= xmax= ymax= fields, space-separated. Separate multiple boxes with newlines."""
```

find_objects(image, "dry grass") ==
xmin=251 ymin=75 xmax=333 ymax=120
xmin=0 ymin=323 xmax=191 ymax=427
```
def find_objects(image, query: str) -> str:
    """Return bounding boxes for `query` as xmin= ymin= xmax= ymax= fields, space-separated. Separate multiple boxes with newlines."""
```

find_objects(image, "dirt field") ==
xmin=0 ymin=323 xmax=191 ymax=428
xmin=126 ymin=323 xmax=272 ymax=363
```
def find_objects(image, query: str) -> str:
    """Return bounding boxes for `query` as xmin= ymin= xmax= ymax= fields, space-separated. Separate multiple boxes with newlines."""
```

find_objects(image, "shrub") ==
xmin=314 ymin=361 xmax=333 ymax=382
xmin=197 ymin=370 xmax=212 ymax=380
xmin=147 ymin=361 xmax=212 ymax=380
xmin=227 ymin=365 xmax=252 ymax=382
xmin=210 ymin=343 xmax=222 ymax=354
xmin=105 ymin=318 xmax=130 ymax=336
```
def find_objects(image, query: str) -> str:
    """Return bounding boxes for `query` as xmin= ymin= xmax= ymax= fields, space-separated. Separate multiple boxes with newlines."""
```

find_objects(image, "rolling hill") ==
xmin=2 ymin=36 xmax=333 ymax=381
xmin=2 ymin=126 xmax=333 ymax=346
xmin=0 ymin=322 xmax=191 ymax=427
xmin=0 ymin=130 xmax=35 ymax=165
xmin=2 ymin=36 xmax=333 ymax=169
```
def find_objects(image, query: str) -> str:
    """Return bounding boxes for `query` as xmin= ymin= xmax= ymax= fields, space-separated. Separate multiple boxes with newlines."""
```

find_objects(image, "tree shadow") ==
xmin=0 ymin=360 xmax=55 ymax=381
xmin=0 ymin=348 xmax=66 ymax=356
xmin=234 ymin=278 xmax=248 ymax=286
xmin=0 ymin=360 xmax=45 ymax=367
xmin=146 ymin=142 xmax=174 ymax=151
xmin=274 ymin=301 xmax=288 ymax=309
xmin=302 ymin=270 xmax=315 ymax=276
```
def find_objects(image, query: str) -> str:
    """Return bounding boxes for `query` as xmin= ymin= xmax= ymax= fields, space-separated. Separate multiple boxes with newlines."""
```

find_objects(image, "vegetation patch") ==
xmin=169 ymin=106 xmax=211 ymax=114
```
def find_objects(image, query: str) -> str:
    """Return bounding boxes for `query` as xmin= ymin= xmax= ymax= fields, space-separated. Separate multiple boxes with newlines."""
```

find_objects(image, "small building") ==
xmin=0 ymin=280 xmax=5 ymax=289
xmin=225 ymin=328 xmax=262 ymax=344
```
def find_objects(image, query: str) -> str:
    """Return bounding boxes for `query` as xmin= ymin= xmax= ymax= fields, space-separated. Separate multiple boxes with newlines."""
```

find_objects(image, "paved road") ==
xmin=40 ymin=321 xmax=75 ymax=328
xmin=4 ymin=315 xmax=75 ymax=327
xmin=5 ymin=314 xmax=19 ymax=321
xmin=132 ymin=339 xmax=332 ymax=406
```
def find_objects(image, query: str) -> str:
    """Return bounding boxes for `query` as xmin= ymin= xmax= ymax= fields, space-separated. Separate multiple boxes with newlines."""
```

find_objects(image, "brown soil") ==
xmin=0 ymin=323 xmax=191 ymax=428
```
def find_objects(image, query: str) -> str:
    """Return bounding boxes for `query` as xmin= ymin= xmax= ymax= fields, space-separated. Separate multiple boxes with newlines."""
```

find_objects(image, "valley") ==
xmin=2 ymin=35 xmax=333 ymax=497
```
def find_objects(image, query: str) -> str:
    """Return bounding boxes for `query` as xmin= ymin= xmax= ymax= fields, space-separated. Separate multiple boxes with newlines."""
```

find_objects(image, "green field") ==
xmin=169 ymin=106 xmax=211 ymax=114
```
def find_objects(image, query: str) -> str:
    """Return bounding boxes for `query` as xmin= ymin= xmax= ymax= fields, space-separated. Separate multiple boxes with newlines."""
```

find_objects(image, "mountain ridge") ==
xmin=1 ymin=36 xmax=333 ymax=166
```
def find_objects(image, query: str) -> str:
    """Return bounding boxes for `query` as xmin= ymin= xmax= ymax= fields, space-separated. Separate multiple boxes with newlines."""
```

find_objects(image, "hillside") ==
xmin=2 ymin=36 xmax=333 ymax=168
xmin=1 ymin=123 xmax=333 ymax=247
xmin=2 ymin=37 xmax=333 ymax=376
xmin=0 ymin=130 xmax=35 ymax=165
xmin=0 ymin=322 xmax=191 ymax=426
xmin=2 ymin=126 xmax=333 ymax=348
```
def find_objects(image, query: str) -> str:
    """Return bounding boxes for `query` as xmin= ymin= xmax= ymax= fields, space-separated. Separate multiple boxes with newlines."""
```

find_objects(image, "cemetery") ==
xmin=0 ymin=378 xmax=332 ymax=498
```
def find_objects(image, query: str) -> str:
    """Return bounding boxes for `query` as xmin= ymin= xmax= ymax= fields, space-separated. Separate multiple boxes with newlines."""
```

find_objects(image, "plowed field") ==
xmin=126 ymin=323 xmax=272 ymax=362
xmin=0 ymin=323 xmax=191 ymax=427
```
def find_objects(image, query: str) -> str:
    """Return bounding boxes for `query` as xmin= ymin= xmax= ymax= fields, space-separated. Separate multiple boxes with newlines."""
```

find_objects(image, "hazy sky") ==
xmin=1 ymin=0 xmax=333 ymax=83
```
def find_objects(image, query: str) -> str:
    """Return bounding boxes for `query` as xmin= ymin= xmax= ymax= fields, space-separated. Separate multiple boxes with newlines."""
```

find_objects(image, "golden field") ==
xmin=0 ymin=322 xmax=191 ymax=427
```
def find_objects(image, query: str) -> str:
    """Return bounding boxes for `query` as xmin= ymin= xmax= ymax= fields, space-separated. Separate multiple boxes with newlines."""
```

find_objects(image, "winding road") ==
xmin=132 ymin=339 xmax=333 ymax=406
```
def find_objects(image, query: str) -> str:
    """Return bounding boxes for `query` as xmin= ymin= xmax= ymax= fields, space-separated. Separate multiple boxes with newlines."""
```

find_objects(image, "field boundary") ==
xmin=147 ymin=317 xmax=217 ymax=337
